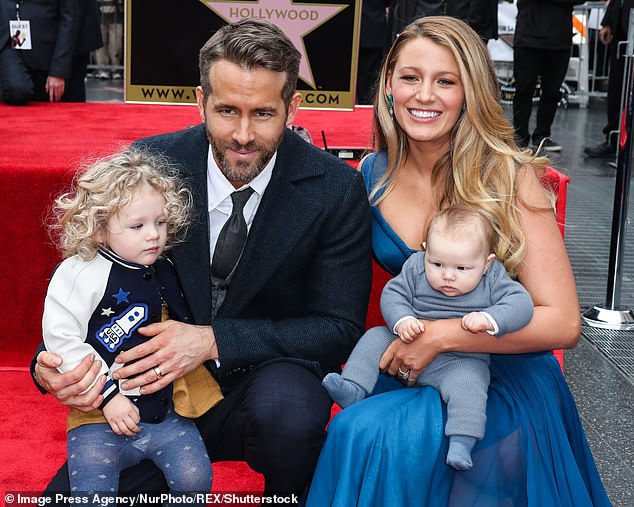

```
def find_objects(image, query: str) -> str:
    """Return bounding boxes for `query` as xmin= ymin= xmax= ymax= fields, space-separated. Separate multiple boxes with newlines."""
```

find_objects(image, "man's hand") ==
xmin=102 ymin=393 xmax=141 ymax=436
xmin=112 ymin=320 xmax=217 ymax=394
xmin=599 ymin=26 xmax=613 ymax=46
xmin=45 ymin=76 xmax=65 ymax=102
xmin=35 ymin=351 xmax=105 ymax=411
xmin=395 ymin=318 xmax=424 ymax=343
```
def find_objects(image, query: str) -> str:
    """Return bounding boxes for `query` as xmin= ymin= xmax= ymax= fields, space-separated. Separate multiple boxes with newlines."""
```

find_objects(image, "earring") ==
xmin=387 ymin=93 xmax=394 ymax=117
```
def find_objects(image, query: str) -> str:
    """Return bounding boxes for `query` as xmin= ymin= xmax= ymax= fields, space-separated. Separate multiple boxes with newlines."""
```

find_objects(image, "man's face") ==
xmin=196 ymin=60 xmax=301 ymax=188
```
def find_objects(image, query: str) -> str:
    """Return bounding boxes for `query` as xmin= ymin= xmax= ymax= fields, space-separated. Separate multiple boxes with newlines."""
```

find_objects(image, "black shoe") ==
xmin=584 ymin=141 xmax=615 ymax=158
xmin=533 ymin=137 xmax=561 ymax=152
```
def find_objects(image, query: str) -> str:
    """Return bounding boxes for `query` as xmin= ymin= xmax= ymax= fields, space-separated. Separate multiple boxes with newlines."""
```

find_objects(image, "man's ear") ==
xmin=285 ymin=92 xmax=302 ymax=126
xmin=484 ymin=253 xmax=496 ymax=271
xmin=195 ymin=86 xmax=206 ymax=123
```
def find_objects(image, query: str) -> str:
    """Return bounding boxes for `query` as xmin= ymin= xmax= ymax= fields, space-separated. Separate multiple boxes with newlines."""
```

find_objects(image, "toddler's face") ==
xmin=424 ymin=232 xmax=493 ymax=297
xmin=98 ymin=182 xmax=168 ymax=266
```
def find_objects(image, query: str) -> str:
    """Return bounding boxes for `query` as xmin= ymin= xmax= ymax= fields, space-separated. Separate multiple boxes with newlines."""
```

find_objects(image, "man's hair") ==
xmin=199 ymin=18 xmax=301 ymax=107
xmin=428 ymin=205 xmax=495 ymax=254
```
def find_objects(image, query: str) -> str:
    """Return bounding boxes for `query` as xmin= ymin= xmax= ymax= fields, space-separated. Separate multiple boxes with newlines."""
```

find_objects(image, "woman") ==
xmin=306 ymin=16 xmax=611 ymax=507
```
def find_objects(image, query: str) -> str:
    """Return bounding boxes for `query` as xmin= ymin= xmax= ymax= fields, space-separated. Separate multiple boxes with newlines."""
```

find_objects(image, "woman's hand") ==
xmin=379 ymin=319 xmax=453 ymax=385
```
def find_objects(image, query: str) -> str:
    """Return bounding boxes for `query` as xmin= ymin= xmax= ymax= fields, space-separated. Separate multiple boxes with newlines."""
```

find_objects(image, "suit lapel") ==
xmin=218 ymin=130 xmax=324 ymax=315
xmin=171 ymin=126 xmax=213 ymax=324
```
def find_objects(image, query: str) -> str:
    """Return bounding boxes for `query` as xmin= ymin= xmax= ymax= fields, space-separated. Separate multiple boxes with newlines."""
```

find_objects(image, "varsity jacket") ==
xmin=43 ymin=248 xmax=203 ymax=424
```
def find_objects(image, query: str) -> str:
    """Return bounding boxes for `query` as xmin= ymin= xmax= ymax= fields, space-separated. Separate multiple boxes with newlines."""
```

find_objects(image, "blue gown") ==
xmin=305 ymin=152 xmax=612 ymax=506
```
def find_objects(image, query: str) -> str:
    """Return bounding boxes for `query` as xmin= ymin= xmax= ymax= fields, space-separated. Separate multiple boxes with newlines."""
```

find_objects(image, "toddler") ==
xmin=42 ymin=149 xmax=221 ymax=498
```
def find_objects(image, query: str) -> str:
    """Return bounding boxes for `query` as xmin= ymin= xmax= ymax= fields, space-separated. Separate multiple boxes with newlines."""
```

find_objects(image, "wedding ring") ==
xmin=397 ymin=367 xmax=410 ymax=382
xmin=154 ymin=366 xmax=163 ymax=379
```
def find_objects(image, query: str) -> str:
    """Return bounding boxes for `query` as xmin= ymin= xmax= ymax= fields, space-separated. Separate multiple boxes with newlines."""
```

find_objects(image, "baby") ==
xmin=323 ymin=205 xmax=534 ymax=470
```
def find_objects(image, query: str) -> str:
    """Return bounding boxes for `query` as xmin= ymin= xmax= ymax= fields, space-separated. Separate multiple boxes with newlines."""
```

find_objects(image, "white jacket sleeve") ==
xmin=42 ymin=255 xmax=112 ymax=393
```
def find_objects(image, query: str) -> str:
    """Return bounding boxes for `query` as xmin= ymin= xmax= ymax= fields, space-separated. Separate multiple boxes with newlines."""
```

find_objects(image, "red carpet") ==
xmin=0 ymin=102 xmax=564 ymax=495
xmin=0 ymin=102 xmax=374 ymax=496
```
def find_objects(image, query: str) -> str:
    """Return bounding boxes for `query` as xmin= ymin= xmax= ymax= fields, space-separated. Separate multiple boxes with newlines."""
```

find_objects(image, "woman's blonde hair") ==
xmin=51 ymin=148 xmax=192 ymax=261
xmin=371 ymin=16 xmax=551 ymax=276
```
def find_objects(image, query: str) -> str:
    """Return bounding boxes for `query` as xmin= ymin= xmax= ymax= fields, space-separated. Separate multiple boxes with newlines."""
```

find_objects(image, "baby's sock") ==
xmin=322 ymin=373 xmax=367 ymax=408
xmin=446 ymin=434 xmax=478 ymax=471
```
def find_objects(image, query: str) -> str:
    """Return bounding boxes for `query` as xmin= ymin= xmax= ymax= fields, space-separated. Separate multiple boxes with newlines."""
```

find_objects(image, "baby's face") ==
xmin=424 ymin=232 xmax=493 ymax=297
xmin=97 ymin=182 xmax=168 ymax=266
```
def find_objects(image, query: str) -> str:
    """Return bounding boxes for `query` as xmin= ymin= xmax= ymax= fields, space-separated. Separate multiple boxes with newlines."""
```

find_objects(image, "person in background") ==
xmin=356 ymin=0 xmax=390 ymax=105
xmin=512 ymin=0 xmax=584 ymax=152
xmin=0 ymin=0 xmax=78 ymax=104
xmin=306 ymin=16 xmax=612 ymax=506
xmin=33 ymin=18 xmax=372 ymax=504
xmin=66 ymin=0 xmax=102 ymax=101
xmin=584 ymin=0 xmax=634 ymax=159
xmin=93 ymin=0 xmax=123 ymax=80
xmin=445 ymin=0 xmax=499 ymax=43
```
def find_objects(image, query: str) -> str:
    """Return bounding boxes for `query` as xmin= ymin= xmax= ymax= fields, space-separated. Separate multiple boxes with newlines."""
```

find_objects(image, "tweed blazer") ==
xmin=134 ymin=124 xmax=373 ymax=390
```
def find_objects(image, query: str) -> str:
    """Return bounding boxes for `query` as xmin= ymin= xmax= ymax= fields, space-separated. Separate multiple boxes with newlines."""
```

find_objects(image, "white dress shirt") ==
xmin=206 ymin=146 xmax=276 ymax=263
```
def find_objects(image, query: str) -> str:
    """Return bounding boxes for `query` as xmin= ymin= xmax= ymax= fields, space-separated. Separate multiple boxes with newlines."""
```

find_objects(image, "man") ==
xmin=512 ymin=0 xmax=584 ymax=152
xmin=33 ymin=18 xmax=372 ymax=502
xmin=0 ymin=0 xmax=78 ymax=104
xmin=585 ymin=0 xmax=633 ymax=158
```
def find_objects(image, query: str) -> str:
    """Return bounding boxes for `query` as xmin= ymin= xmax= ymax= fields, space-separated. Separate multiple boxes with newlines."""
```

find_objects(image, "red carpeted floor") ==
xmin=0 ymin=103 xmax=375 ymax=495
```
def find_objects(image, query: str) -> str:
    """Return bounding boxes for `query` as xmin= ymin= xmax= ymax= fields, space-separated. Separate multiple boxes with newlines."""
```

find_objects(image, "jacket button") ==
xmin=159 ymin=398 xmax=168 ymax=406
xmin=143 ymin=271 xmax=152 ymax=281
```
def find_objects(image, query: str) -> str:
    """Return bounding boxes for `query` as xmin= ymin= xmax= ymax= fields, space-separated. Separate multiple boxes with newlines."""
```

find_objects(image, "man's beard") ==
xmin=206 ymin=127 xmax=284 ymax=184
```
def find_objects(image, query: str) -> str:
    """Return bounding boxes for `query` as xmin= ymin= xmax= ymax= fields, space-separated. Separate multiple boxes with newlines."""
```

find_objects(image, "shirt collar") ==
xmin=207 ymin=147 xmax=276 ymax=212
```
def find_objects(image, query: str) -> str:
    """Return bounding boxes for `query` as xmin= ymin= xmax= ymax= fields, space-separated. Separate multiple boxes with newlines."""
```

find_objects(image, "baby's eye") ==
xmin=433 ymin=262 xmax=442 ymax=268
xmin=130 ymin=224 xmax=142 ymax=230
xmin=457 ymin=266 xmax=467 ymax=271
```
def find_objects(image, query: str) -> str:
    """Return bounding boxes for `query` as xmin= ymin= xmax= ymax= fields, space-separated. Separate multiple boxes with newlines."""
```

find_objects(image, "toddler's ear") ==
xmin=484 ymin=253 xmax=496 ymax=271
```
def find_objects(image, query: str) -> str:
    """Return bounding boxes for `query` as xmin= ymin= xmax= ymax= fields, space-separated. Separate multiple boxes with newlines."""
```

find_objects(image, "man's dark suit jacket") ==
xmin=135 ymin=125 xmax=373 ymax=391
xmin=0 ymin=0 xmax=78 ymax=80
xmin=602 ymin=0 xmax=633 ymax=36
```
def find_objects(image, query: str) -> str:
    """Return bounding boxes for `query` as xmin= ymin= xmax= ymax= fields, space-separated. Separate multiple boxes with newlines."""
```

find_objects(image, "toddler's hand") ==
xmin=102 ymin=393 xmax=141 ymax=436
xmin=396 ymin=318 xmax=424 ymax=343
xmin=461 ymin=312 xmax=493 ymax=334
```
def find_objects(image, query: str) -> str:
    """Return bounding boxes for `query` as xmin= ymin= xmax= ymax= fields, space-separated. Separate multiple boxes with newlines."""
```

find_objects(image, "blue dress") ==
xmin=305 ymin=152 xmax=612 ymax=507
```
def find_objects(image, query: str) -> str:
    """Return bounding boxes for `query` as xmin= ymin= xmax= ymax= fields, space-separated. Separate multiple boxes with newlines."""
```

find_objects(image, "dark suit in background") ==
xmin=602 ymin=0 xmax=633 ymax=146
xmin=0 ymin=0 xmax=79 ymax=104
xmin=357 ymin=0 xmax=389 ymax=105
xmin=42 ymin=124 xmax=373 ymax=499
xmin=66 ymin=0 xmax=102 ymax=102
xmin=445 ymin=0 xmax=499 ymax=42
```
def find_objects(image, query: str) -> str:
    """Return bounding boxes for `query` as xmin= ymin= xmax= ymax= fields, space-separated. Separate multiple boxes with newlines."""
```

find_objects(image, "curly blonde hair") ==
xmin=370 ymin=16 xmax=552 ymax=277
xmin=51 ymin=148 xmax=192 ymax=261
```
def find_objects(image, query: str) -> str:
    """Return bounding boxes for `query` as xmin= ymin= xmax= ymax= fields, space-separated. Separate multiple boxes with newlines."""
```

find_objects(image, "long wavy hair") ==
xmin=50 ymin=148 xmax=192 ymax=261
xmin=370 ymin=16 xmax=551 ymax=276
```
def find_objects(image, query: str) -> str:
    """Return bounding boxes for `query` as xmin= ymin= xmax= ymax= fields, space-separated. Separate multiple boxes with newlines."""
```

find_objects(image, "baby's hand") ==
xmin=102 ymin=393 xmax=141 ymax=436
xmin=396 ymin=318 xmax=424 ymax=343
xmin=461 ymin=312 xmax=494 ymax=334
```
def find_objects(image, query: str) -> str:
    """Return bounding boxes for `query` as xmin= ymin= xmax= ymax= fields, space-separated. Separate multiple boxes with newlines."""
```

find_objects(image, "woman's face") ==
xmin=387 ymin=37 xmax=465 ymax=150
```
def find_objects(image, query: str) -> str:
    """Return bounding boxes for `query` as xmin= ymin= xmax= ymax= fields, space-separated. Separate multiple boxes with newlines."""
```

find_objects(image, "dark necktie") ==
xmin=212 ymin=187 xmax=255 ymax=280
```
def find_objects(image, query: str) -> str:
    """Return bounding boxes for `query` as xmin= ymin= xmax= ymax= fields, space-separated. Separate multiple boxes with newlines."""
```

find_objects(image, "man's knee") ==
xmin=2 ymin=83 xmax=32 ymax=105
xmin=241 ymin=364 xmax=331 ymax=457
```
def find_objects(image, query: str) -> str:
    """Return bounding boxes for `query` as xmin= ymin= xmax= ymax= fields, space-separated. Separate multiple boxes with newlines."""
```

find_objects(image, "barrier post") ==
xmin=582 ymin=47 xmax=634 ymax=329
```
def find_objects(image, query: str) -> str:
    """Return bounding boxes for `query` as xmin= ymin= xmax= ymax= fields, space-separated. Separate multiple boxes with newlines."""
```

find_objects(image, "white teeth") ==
xmin=409 ymin=109 xmax=440 ymax=119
